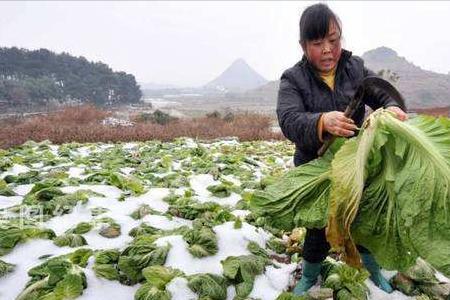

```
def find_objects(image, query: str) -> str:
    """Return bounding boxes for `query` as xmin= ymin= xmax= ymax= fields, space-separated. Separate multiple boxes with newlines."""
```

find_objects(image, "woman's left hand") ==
xmin=387 ymin=106 xmax=408 ymax=121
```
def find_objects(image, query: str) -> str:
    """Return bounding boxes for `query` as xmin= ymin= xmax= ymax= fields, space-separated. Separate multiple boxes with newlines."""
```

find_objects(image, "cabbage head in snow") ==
xmin=0 ymin=179 xmax=16 ymax=196
xmin=0 ymin=221 xmax=55 ymax=256
xmin=93 ymin=249 xmax=121 ymax=281
xmin=118 ymin=238 xmax=171 ymax=284
xmin=187 ymin=273 xmax=228 ymax=300
xmin=321 ymin=257 xmax=369 ymax=299
xmin=134 ymin=284 xmax=171 ymax=300
xmin=134 ymin=266 xmax=182 ymax=300
xmin=141 ymin=265 xmax=183 ymax=290
xmin=53 ymin=233 xmax=87 ymax=248
xmin=183 ymin=226 xmax=218 ymax=258
xmin=16 ymin=249 xmax=92 ymax=300
xmin=207 ymin=183 xmax=232 ymax=198
xmin=0 ymin=259 xmax=15 ymax=278
xmin=221 ymin=255 xmax=268 ymax=298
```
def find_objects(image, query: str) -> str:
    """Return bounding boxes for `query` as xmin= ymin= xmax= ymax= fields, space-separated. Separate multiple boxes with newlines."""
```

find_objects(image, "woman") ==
xmin=276 ymin=3 xmax=407 ymax=295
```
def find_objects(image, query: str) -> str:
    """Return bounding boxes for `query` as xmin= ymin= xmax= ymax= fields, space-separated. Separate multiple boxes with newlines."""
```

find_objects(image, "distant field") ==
xmin=0 ymin=105 xmax=283 ymax=149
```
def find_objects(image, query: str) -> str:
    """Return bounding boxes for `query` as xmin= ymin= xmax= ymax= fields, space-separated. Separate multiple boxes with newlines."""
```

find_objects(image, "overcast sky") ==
xmin=2 ymin=1 xmax=450 ymax=87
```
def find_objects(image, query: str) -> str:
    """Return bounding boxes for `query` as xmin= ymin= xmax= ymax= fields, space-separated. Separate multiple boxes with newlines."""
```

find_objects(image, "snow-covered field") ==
xmin=0 ymin=138 xmax=447 ymax=299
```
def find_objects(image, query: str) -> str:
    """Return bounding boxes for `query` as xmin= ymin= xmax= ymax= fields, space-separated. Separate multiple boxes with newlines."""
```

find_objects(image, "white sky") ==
xmin=1 ymin=1 xmax=450 ymax=87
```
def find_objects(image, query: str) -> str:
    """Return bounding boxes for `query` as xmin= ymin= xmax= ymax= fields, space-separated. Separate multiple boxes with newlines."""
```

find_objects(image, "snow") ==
xmin=126 ymin=188 xmax=171 ymax=213
xmin=189 ymin=174 xmax=219 ymax=194
xmin=98 ymin=144 xmax=115 ymax=151
xmin=183 ymin=138 xmax=198 ymax=149
xmin=231 ymin=209 xmax=251 ymax=218
xmin=194 ymin=193 xmax=242 ymax=207
xmin=190 ymin=174 xmax=242 ymax=206
xmin=166 ymin=277 xmax=198 ymax=300
xmin=216 ymin=139 xmax=240 ymax=146
xmin=60 ymin=184 xmax=123 ymax=199
xmin=142 ymin=215 xmax=192 ymax=230
xmin=49 ymin=144 xmax=59 ymax=156
xmin=31 ymin=162 xmax=44 ymax=168
xmin=45 ymin=185 xmax=145 ymax=249
xmin=0 ymin=164 xmax=30 ymax=179
xmin=68 ymin=166 xmax=88 ymax=179
xmin=249 ymin=263 xmax=298 ymax=300
xmin=436 ymin=271 xmax=450 ymax=283
xmin=1 ymin=139 xmax=448 ymax=300
xmin=0 ymin=239 xmax=73 ymax=300
xmin=120 ymin=167 xmax=135 ymax=176
xmin=367 ymin=279 xmax=412 ymax=300
xmin=122 ymin=142 xmax=138 ymax=150
xmin=155 ymin=222 xmax=272 ymax=275
xmin=274 ymin=157 xmax=285 ymax=166
xmin=75 ymin=146 xmax=91 ymax=157
xmin=221 ymin=174 xmax=241 ymax=186
xmin=12 ymin=184 xmax=34 ymax=196
xmin=0 ymin=195 xmax=23 ymax=209
xmin=226 ymin=286 xmax=237 ymax=300
xmin=44 ymin=202 xmax=94 ymax=236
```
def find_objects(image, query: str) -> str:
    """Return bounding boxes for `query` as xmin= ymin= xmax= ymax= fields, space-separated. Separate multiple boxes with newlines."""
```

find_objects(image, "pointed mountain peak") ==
xmin=230 ymin=58 xmax=248 ymax=66
xmin=362 ymin=46 xmax=399 ymax=61
xmin=205 ymin=58 xmax=268 ymax=92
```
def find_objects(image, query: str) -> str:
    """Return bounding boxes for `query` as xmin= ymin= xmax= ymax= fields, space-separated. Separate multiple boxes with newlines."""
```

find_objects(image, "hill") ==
xmin=205 ymin=58 xmax=268 ymax=92
xmin=245 ymin=47 xmax=450 ymax=110
xmin=362 ymin=46 xmax=450 ymax=108
xmin=0 ymin=47 xmax=141 ymax=108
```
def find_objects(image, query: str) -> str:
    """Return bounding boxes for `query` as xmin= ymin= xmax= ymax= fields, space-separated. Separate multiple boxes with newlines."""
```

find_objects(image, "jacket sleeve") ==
xmin=276 ymin=72 xmax=322 ymax=150
xmin=362 ymin=67 xmax=406 ymax=110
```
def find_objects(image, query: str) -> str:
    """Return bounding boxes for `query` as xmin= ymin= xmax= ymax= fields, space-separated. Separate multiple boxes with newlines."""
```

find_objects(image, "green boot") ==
xmin=293 ymin=260 xmax=321 ymax=295
xmin=361 ymin=253 xmax=393 ymax=293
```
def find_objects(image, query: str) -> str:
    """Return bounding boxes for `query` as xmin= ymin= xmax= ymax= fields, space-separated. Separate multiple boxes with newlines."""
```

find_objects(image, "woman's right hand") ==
xmin=322 ymin=111 xmax=357 ymax=137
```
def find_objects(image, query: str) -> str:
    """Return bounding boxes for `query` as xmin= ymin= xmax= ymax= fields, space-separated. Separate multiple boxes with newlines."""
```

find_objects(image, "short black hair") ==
xmin=299 ymin=3 xmax=341 ymax=45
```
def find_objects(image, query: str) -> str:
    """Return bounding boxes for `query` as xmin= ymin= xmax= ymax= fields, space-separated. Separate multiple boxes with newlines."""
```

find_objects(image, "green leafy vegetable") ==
xmin=17 ymin=249 xmax=92 ymax=300
xmin=247 ymin=241 xmax=269 ymax=259
xmin=93 ymin=249 xmax=121 ymax=281
xmin=134 ymin=283 xmax=171 ymax=300
xmin=0 ymin=259 xmax=15 ymax=277
xmin=183 ymin=226 xmax=218 ymax=258
xmin=142 ymin=266 xmax=183 ymax=290
xmin=66 ymin=222 xmax=93 ymax=235
xmin=321 ymin=257 xmax=369 ymax=299
xmin=207 ymin=183 xmax=232 ymax=198
xmin=0 ymin=222 xmax=55 ymax=256
xmin=118 ymin=241 xmax=171 ymax=284
xmin=249 ymin=140 xmax=342 ymax=231
xmin=0 ymin=179 xmax=16 ymax=196
xmin=345 ymin=113 xmax=450 ymax=272
xmin=221 ymin=255 xmax=268 ymax=298
xmin=53 ymin=233 xmax=87 ymax=248
xmin=187 ymin=273 xmax=228 ymax=300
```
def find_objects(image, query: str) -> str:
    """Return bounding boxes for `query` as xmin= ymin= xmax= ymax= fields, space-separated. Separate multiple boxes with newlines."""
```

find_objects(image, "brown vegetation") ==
xmin=0 ymin=105 xmax=284 ymax=149
xmin=409 ymin=106 xmax=450 ymax=117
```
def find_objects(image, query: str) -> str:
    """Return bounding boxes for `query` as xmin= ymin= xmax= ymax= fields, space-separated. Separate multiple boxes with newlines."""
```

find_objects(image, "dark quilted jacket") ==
xmin=276 ymin=49 xmax=401 ymax=166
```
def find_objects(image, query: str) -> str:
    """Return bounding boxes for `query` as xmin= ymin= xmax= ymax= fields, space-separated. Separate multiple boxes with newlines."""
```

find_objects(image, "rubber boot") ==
xmin=361 ymin=253 xmax=394 ymax=293
xmin=293 ymin=260 xmax=322 ymax=296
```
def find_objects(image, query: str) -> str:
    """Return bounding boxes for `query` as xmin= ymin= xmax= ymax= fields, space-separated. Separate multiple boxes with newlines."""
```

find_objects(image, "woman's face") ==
xmin=303 ymin=21 xmax=342 ymax=73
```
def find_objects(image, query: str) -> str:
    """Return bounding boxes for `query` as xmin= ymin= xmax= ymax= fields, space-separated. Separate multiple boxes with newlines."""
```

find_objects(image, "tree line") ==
xmin=0 ymin=47 xmax=142 ymax=106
